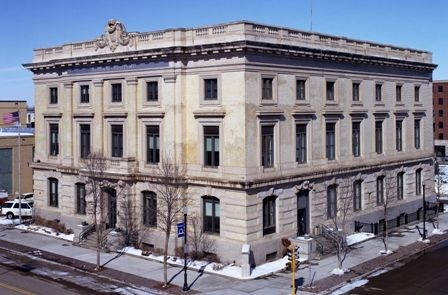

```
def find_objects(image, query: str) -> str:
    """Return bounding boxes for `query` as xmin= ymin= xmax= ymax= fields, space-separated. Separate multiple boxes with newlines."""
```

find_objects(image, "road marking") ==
xmin=0 ymin=281 xmax=35 ymax=295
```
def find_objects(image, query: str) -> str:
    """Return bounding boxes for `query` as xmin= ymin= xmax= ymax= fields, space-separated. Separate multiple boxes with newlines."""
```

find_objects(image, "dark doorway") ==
xmin=106 ymin=188 xmax=117 ymax=228
xmin=297 ymin=190 xmax=309 ymax=236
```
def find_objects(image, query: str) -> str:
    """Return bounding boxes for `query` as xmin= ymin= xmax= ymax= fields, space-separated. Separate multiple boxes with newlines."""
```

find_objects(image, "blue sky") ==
xmin=1 ymin=0 xmax=447 ymax=106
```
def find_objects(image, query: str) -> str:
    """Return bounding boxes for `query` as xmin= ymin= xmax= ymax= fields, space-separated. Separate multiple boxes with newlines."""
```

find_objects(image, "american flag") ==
xmin=2 ymin=111 xmax=19 ymax=124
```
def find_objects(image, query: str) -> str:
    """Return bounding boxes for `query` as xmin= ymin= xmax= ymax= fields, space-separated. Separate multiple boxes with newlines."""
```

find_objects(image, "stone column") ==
xmin=62 ymin=82 xmax=73 ymax=166
xmin=163 ymin=73 xmax=179 ymax=162
xmin=125 ymin=78 xmax=138 ymax=159
xmin=93 ymin=80 xmax=104 ymax=155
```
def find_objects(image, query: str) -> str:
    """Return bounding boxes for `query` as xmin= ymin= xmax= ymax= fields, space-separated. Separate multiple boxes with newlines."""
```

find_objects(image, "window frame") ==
xmin=376 ymin=176 xmax=384 ymax=206
xmin=75 ymin=183 xmax=86 ymax=215
xmin=352 ymin=122 xmax=361 ymax=157
xmin=49 ymin=123 xmax=59 ymax=156
xmin=111 ymin=124 xmax=123 ymax=158
xmin=353 ymin=180 xmax=362 ymax=211
xmin=80 ymin=85 xmax=90 ymax=104
xmin=327 ymin=185 xmax=337 ymax=219
xmin=396 ymin=120 xmax=403 ymax=152
xmin=352 ymin=82 xmax=360 ymax=102
xmin=146 ymin=81 xmax=159 ymax=102
xmin=326 ymin=122 xmax=336 ymax=160
xmin=204 ymin=78 xmax=218 ymax=101
xmin=80 ymin=124 xmax=91 ymax=159
xmin=204 ymin=126 xmax=220 ymax=168
xmin=49 ymin=178 xmax=58 ymax=207
xmin=261 ymin=125 xmax=275 ymax=168
xmin=414 ymin=86 xmax=420 ymax=102
xmin=397 ymin=172 xmax=404 ymax=200
xmin=396 ymin=84 xmax=402 ymax=102
xmin=415 ymin=169 xmax=422 ymax=196
xmin=263 ymin=195 xmax=277 ymax=235
xmin=414 ymin=119 xmax=421 ymax=149
xmin=111 ymin=83 xmax=123 ymax=103
xmin=375 ymin=83 xmax=382 ymax=102
xmin=375 ymin=121 xmax=383 ymax=154
xmin=142 ymin=191 xmax=157 ymax=227
xmin=146 ymin=125 xmax=160 ymax=165
xmin=296 ymin=123 xmax=307 ymax=164
xmin=203 ymin=196 xmax=220 ymax=234
xmin=326 ymin=81 xmax=335 ymax=101
xmin=49 ymin=87 xmax=58 ymax=105
xmin=296 ymin=79 xmax=306 ymax=101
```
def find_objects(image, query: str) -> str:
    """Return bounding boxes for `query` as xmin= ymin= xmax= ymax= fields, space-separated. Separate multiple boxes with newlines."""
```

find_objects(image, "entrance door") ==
xmin=107 ymin=189 xmax=117 ymax=228
xmin=297 ymin=190 xmax=309 ymax=236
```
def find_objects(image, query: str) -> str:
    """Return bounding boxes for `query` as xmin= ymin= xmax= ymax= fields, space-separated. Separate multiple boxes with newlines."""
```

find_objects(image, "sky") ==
xmin=1 ymin=0 xmax=447 ymax=106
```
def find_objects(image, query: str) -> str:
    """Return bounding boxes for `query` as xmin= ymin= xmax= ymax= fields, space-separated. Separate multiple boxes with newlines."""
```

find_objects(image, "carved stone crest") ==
xmin=95 ymin=19 xmax=134 ymax=52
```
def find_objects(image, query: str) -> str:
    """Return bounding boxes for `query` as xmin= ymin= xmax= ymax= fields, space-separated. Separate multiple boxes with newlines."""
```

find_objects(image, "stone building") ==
xmin=433 ymin=81 xmax=448 ymax=158
xmin=25 ymin=20 xmax=436 ymax=264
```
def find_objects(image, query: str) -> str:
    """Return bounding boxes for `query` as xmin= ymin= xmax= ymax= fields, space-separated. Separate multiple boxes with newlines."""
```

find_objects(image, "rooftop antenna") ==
xmin=310 ymin=0 xmax=313 ymax=32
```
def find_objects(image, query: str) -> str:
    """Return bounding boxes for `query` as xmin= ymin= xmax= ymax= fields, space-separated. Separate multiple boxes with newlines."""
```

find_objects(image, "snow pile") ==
xmin=330 ymin=268 xmax=348 ymax=275
xmin=123 ymin=246 xmax=306 ymax=279
xmin=379 ymin=249 xmax=393 ymax=255
xmin=432 ymin=228 xmax=444 ymax=235
xmin=346 ymin=232 xmax=375 ymax=246
xmin=0 ymin=217 xmax=21 ymax=225
xmin=417 ymin=238 xmax=430 ymax=244
xmin=368 ymin=268 xmax=390 ymax=278
xmin=330 ymin=279 xmax=369 ymax=295
xmin=15 ymin=224 xmax=74 ymax=241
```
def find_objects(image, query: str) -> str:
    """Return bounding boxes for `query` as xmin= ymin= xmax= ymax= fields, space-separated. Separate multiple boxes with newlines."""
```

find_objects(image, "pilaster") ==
xmin=62 ymin=82 xmax=73 ymax=166
xmin=93 ymin=80 xmax=104 ymax=155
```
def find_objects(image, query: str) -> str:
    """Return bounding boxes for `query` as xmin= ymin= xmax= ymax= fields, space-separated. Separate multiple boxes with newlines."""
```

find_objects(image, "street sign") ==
xmin=177 ymin=222 xmax=185 ymax=238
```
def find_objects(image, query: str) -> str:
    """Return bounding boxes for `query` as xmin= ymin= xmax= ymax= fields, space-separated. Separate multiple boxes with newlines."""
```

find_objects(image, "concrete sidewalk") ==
xmin=1 ymin=213 xmax=448 ymax=295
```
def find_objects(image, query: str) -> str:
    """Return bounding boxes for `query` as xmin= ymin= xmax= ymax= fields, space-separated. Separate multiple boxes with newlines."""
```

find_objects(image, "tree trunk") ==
xmin=163 ymin=231 xmax=169 ymax=287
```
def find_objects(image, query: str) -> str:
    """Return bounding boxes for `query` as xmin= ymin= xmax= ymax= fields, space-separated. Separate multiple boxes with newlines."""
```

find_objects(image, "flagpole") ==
xmin=17 ymin=106 xmax=22 ymax=224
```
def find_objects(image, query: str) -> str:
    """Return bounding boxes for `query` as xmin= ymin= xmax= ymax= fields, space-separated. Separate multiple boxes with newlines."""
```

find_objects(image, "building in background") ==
xmin=0 ymin=100 xmax=27 ymax=127
xmin=434 ymin=81 xmax=448 ymax=158
xmin=25 ymin=20 xmax=436 ymax=264
xmin=27 ymin=106 xmax=35 ymax=128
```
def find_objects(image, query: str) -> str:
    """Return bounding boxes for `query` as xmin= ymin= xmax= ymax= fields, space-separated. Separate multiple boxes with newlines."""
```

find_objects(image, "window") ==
xmin=204 ymin=126 xmax=219 ymax=167
xmin=375 ymin=84 xmax=382 ymax=102
xmin=111 ymin=125 xmax=123 ymax=157
xmin=440 ymin=134 xmax=444 ymax=140
xmin=80 ymin=124 xmax=90 ymax=159
xmin=414 ymin=119 xmax=421 ymax=149
xmin=396 ymin=120 xmax=403 ymax=152
xmin=326 ymin=123 xmax=336 ymax=160
xmin=296 ymin=79 xmax=306 ymax=100
xmin=397 ymin=172 xmax=404 ymax=200
xmin=414 ymin=86 xmax=420 ymax=102
xmin=326 ymin=81 xmax=335 ymax=101
xmin=262 ymin=78 xmax=273 ymax=100
xmin=146 ymin=126 xmax=160 ymax=164
xmin=49 ymin=178 xmax=58 ymax=207
xmin=353 ymin=181 xmax=362 ymax=211
xmin=261 ymin=125 xmax=274 ymax=168
xmin=439 ymin=98 xmax=443 ymax=105
xmin=352 ymin=122 xmax=361 ymax=157
xmin=439 ymin=110 xmax=444 ymax=117
xmin=415 ymin=169 xmax=422 ymax=195
xmin=142 ymin=191 xmax=157 ymax=226
xmin=49 ymin=123 xmax=59 ymax=156
xmin=204 ymin=78 xmax=218 ymax=100
xmin=111 ymin=83 xmax=122 ymax=102
xmin=263 ymin=195 xmax=276 ymax=235
xmin=80 ymin=85 xmax=89 ymax=103
xmin=50 ymin=87 xmax=58 ymax=104
xmin=376 ymin=176 xmax=384 ymax=205
xmin=296 ymin=124 xmax=307 ymax=163
xmin=396 ymin=85 xmax=402 ymax=102
xmin=327 ymin=185 xmax=337 ymax=219
xmin=352 ymin=82 xmax=360 ymax=101
xmin=146 ymin=81 xmax=158 ymax=102
xmin=439 ymin=85 xmax=444 ymax=92
xmin=375 ymin=121 xmax=383 ymax=154
xmin=203 ymin=196 xmax=220 ymax=234
xmin=76 ymin=183 xmax=86 ymax=214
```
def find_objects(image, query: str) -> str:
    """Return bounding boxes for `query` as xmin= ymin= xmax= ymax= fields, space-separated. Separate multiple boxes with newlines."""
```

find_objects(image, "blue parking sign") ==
xmin=177 ymin=222 xmax=185 ymax=238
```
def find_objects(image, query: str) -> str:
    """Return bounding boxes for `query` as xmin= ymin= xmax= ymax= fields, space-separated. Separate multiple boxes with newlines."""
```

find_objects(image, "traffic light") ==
xmin=294 ymin=245 xmax=300 ymax=271
xmin=286 ymin=245 xmax=300 ymax=272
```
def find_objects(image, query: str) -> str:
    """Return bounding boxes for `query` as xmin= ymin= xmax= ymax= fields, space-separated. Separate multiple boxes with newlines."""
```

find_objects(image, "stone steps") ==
xmin=79 ymin=228 xmax=114 ymax=250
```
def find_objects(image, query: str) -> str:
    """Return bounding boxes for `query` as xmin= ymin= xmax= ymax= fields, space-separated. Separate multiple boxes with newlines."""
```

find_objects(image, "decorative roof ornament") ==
xmin=95 ymin=19 xmax=134 ymax=52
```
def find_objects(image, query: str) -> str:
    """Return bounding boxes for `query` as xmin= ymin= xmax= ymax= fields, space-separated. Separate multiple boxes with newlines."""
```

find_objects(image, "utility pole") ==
xmin=182 ymin=206 xmax=189 ymax=292
xmin=16 ymin=103 xmax=22 ymax=224
xmin=422 ymin=184 xmax=426 ymax=240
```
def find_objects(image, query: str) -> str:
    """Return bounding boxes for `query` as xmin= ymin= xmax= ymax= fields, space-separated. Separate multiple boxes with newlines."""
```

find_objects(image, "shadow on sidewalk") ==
xmin=100 ymin=247 xmax=129 ymax=269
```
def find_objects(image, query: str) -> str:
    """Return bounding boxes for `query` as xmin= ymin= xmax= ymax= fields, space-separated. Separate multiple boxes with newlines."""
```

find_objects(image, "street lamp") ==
xmin=182 ymin=206 xmax=190 ymax=292
xmin=422 ymin=184 xmax=426 ymax=240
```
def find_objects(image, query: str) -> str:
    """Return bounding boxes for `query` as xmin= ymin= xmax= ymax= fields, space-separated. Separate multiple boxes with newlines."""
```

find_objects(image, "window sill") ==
xmin=260 ymin=99 xmax=277 ymax=106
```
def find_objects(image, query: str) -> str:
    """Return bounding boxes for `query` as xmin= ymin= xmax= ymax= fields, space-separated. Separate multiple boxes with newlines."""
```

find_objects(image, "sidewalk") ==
xmin=1 ymin=213 xmax=448 ymax=295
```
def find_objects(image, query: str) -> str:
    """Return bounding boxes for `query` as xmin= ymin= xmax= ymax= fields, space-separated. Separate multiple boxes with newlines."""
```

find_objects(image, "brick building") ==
xmin=434 ymin=81 xmax=448 ymax=157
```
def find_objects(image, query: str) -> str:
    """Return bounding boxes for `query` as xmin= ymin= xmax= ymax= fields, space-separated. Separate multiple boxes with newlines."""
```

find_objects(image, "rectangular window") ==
xmin=146 ymin=81 xmax=158 ymax=102
xmin=439 ymin=98 xmax=444 ymax=105
xmin=262 ymin=78 xmax=273 ymax=100
xmin=296 ymin=79 xmax=306 ymax=100
xmin=203 ymin=197 xmax=220 ymax=234
xmin=296 ymin=124 xmax=307 ymax=163
xmin=143 ymin=192 xmax=157 ymax=227
xmin=414 ymin=86 xmax=420 ymax=102
xmin=396 ymin=120 xmax=403 ymax=152
xmin=352 ymin=122 xmax=361 ymax=157
xmin=111 ymin=83 xmax=122 ymax=102
xmin=146 ymin=126 xmax=160 ymax=164
xmin=50 ymin=87 xmax=58 ymax=104
xmin=375 ymin=84 xmax=382 ymax=102
xmin=204 ymin=78 xmax=218 ymax=100
xmin=76 ymin=183 xmax=86 ymax=214
xmin=326 ymin=81 xmax=335 ymax=101
xmin=377 ymin=177 xmax=384 ymax=205
xmin=261 ymin=126 xmax=274 ymax=168
xmin=80 ymin=124 xmax=91 ymax=159
xmin=49 ymin=123 xmax=59 ymax=156
xmin=353 ymin=181 xmax=362 ymax=211
xmin=439 ymin=110 xmax=444 ymax=117
xmin=375 ymin=121 xmax=383 ymax=154
xmin=440 ymin=134 xmax=444 ymax=140
xmin=80 ymin=85 xmax=89 ymax=103
xmin=327 ymin=185 xmax=337 ymax=219
xmin=414 ymin=119 xmax=421 ymax=149
xmin=439 ymin=85 xmax=444 ymax=92
xmin=352 ymin=82 xmax=360 ymax=101
xmin=263 ymin=196 xmax=276 ymax=235
xmin=326 ymin=123 xmax=336 ymax=160
xmin=396 ymin=85 xmax=402 ymax=102
xmin=204 ymin=126 xmax=219 ymax=167
xmin=415 ymin=169 xmax=422 ymax=195
xmin=397 ymin=173 xmax=404 ymax=200
xmin=49 ymin=178 xmax=58 ymax=207
xmin=111 ymin=125 xmax=123 ymax=157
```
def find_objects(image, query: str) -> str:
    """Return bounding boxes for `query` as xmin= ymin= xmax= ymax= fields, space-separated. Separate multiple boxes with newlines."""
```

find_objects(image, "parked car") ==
xmin=0 ymin=200 xmax=33 ymax=219
xmin=0 ymin=190 xmax=8 ymax=206
xmin=15 ymin=192 xmax=34 ymax=203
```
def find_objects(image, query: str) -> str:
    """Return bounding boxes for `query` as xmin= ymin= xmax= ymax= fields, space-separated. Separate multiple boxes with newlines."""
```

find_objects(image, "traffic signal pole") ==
xmin=291 ymin=246 xmax=296 ymax=295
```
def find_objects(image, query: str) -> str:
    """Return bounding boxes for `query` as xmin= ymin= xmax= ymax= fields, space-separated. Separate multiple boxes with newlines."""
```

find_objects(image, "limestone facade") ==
xmin=25 ymin=21 xmax=436 ymax=264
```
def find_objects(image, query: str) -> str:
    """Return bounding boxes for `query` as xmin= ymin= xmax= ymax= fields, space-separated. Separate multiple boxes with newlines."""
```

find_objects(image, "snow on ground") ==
xmin=432 ymin=228 xmax=445 ymax=235
xmin=15 ymin=224 xmax=74 ymax=241
xmin=368 ymin=268 xmax=390 ymax=278
xmin=346 ymin=232 xmax=375 ymax=246
xmin=379 ymin=249 xmax=393 ymax=255
xmin=330 ymin=279 xmax=369 ymax=295
xmin=436 ymin=165 xmax=448 ymax=194
xmin=417 ymin=238 xmax=430 ymax=244
xmin=330 ymin=268 xmax=348 ymax=275
xmin=0 ymin=217 xmax=21 ymax=225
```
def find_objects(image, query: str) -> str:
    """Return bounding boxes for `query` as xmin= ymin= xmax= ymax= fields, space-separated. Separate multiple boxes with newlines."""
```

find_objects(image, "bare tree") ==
xmin=152 ymin=157 xmax=188 ymax=287
xmin=79 ymin=153 xmax=110 ymax=271
xmin=117 ymin=180 xmax=137 ymax=246
xmin=434 ymin=159 xmax=444 ymax=230
xmin=381 ymin=172 xmax=397 ymax=254
xmin=189 ymin=214 xmax=216 ymax=260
